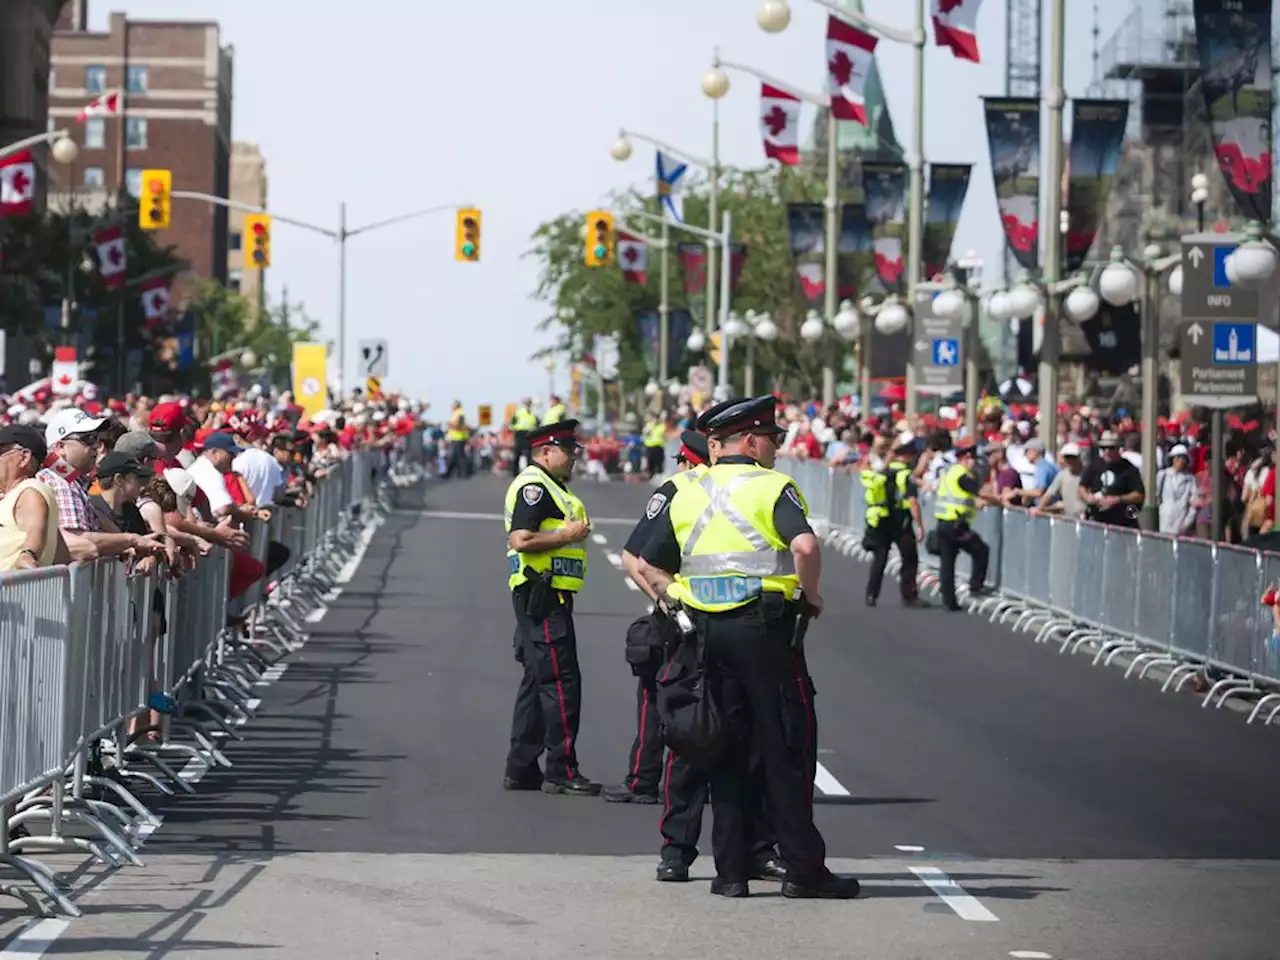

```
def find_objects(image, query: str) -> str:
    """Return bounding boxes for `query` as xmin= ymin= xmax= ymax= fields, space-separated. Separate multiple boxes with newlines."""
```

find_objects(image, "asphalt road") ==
xmin=3 ymin=472 xmax=1278 ymax=959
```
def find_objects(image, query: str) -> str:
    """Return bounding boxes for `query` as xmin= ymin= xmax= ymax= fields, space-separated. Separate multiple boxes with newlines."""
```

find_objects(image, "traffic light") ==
xmin=244 ymin=213 xmax=271 ymax=268
xmin=456 ymin=208 xmax=481 ymax=262
xmin=585 ymin=211 xmax=615 ymax=267
xmin=138 ymin=169 xmax=171 ymax=230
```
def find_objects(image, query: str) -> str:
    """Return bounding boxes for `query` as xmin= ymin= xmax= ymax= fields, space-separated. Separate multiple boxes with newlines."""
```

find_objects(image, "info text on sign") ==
xmin=1190 ymin=367 xmax=1250 ymax=395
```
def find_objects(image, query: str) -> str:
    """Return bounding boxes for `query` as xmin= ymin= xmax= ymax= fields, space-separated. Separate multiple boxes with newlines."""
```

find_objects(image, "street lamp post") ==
xmin=1036 ymin=0 xmax=1069 ymax=456
xmin=759 ymin=0 xmax=926 ymax=418
xmin=931 ymin=251 xmax=987 ymax=440
xmin=0 ymin=129 xmax=79 ymax=164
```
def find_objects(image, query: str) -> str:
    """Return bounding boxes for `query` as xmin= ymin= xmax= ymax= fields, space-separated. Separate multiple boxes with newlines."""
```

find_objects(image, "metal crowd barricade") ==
xmin=0 ymin=449 xmax=393 ymax=918
xmin=776 ymin=457 xmax=1280 ymax=726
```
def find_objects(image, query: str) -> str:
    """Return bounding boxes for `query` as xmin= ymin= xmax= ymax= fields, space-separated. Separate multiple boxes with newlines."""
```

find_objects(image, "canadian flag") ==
xmin=932 ymin=0 xmax=984 ymax=63
xmin=618 ymin=232 xmax=647 ymax=284
xmin=140 ymin=276 xmax=171 ymax=325
xmin=760 ymin=84 xmax=801 ymax=166
xmin=94 ymin=225 xmax=127 ymax=289
xmin=78 ymin=90 xmax=122 ymax=121
xmin=796 ymin=263 xmax=825 ymax=303
xmin=0 ymin=150 xmax=36 ymax=217
xmin=826 ymin=16 xmax=877 ymax=126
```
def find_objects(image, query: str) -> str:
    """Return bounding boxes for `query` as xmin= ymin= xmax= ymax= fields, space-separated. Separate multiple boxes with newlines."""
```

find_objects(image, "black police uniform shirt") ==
xmin=509 ymin=466 xmax=569 ymax=533
xmin=1080 ymin=454 xmax=1144 ymax=528
xmin=638 ymin=455 xmax=813 ymax=576
xmin=623 ymin=478 xmax=681 ymax=555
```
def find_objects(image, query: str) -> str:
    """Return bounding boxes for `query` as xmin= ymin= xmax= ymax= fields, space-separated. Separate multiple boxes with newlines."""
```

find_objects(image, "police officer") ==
xmin=509 ymin=398 xmax=539 ymax=475
xmin=641 ymin=414 xmax=667 ymax=478
xmin=934 ymin=440 xmax=991 ymax=612
xmin=637 ymin=396 xmax=859 ymax=899
xmin=446 ymin=401 xmax=471 ymax=478
xmin=863 ymin=433 xmax=926 ymax=607
xmin=542 ymin=394 xmax=567 ymax=425
xmin=502 ymin=419 xmax=601 ymax=796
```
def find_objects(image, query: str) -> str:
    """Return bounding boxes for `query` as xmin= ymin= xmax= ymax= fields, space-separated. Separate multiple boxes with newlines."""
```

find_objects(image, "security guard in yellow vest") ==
xmin=934 ymin=440 xmax=990 ymax=611
xmin=446 ymin=401 xmax=471 ymax=479
xmin=863 ymin=433 xmax=926 ymax=607
xmin=509 ymin=398 xmax=539 ymax=476
xmin=642 ymin=415 xmax=667 ymax=478
xmin=502 ymin=419 xmax=600 ymax=796
xmin=541 ymin=395 xmax=567 ymax=425
xmin=636 ymin=396 xmax=859 ymax=900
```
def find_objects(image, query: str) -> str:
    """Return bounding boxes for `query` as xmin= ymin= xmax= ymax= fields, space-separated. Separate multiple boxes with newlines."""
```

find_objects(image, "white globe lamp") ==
xmin=667 ymin=380 xmax=681 ymax=397
xmin=931 ymin=288 xmax=965 ymax=321
xmin=722 ymin=313 xmax=748 ymax=338
xmin=240 ymin=349 xmax=257 ymax=369
xmin=1167 ymin=264 xmax=1183 ymax=298
xmin=754 ymin=314 xmax=778 ymax=341
xmin=611 ymin=137 xmax=633 ymax=162
xmin=701 ymin=68 xmax=730 ymax=100
xmin=644 ymin=379 xmax=659 ymax=397
xmin=1006 ymin=283 xmax=1042 ymax=319
xmin=832 ymin=299 xmax=860 ymax=337
xmin=799 ymin=310 xmax=825 ymax=342
xmin=686 ymin=329 xmax=706 ymax=352
xmin=51 ymin=136 xmax=78 ymax=165
xmin=1064 ymin=285 xmax=1101 ymax=323
xmin=1191 ymin=172 xmax=1210 ymax=192
xmin=875 ymin=300 xmax=909 ymax=335
xmin=757 ymin=0 xmax=792 ymax=33
xmin=987 ymin=290 xmax=1012 ymax=321
xmin=1191 ymin=187 xmax=1209 ymax=206
xmin=1227 ymin=233 xmax=1277 ymax=286
xmin=1098 ymin=250 xmax=1139 ymax=306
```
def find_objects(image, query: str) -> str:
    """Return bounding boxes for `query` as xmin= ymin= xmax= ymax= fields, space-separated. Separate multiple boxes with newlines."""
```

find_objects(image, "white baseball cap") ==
xmin=44 ymin=407 xmax=107 ymax=446
xmin=163 ymin=467 xmax=196 ymax=514
xmin=1059 ymin=442 xmax=1081 ymax=458
xmin=1169 ymin=443 xmax=1190 ymax=459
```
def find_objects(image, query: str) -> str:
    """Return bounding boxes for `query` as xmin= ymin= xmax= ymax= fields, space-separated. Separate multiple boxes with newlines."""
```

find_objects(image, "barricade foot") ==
xmin=0 ymin=855 xmax=79 ymax=918
xmin=1130 ymin=654 xmax=1180 ymax=680
xmin=167 ymin=722 xmax=232 ymax=768
xmin=123 ymin=745 xmax=198 ymax=794
xmin=1246 ymin=692 xmax=1280 ymax=724
xmin=1065 ymin=629 xmax=1103 ymax=655
xmin=115 ymin=767 xmax=174 ymax=798
xmin=81 ymin=775 xmax=160 ymax=828
xmin=1162 ymin=663 xmax=1203 ymax=694
xmin=9 ymin=815 xmax=126 ymax=869
xmin=1202 ymin=677 xmax=1255 ymax=709
xmin=1096 ymin=640 xmax=1141 ymax=667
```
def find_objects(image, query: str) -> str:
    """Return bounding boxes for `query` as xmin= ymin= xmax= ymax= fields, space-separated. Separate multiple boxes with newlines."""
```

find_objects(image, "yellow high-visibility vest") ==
xmin=935 ymin=462 xmax=975 ymax=523
xmin=504 ymin=465 xmax=589 ymax=592
xmin=541 ymin=403 xmax=566 ymax=425
xmin=512 ymin=408 xmax=538 ymax=431
xmin=447 ymin=409 xmax=467 ymax=442
xmin=643 ymin=421 xmax=666 ymax=448
xmin=862 ymin=459 xmax=911 ymax=529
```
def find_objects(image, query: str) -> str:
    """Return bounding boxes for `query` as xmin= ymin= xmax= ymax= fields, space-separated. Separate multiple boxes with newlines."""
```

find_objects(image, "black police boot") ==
xmin=602 ymin=781 xmax=659 ymax=804
xmin=655 ymin=858 xmax=690 ymax=882
xmin=710 ymin=877 xmax=750 ymax=898
xmin=865 ymin=595 xmax=878 ymax=607
xmin=902 ymin=595 xmax=932 ymax=608
xmin=751 ymin=857 xmax=788 ymax=882
xmin=542 ymin=775 xmax=602 ymax=797
xmin=502 ymin=774 xmax=543 ymax=791
xmin=781 ymin=874 xmax=861 ymax=899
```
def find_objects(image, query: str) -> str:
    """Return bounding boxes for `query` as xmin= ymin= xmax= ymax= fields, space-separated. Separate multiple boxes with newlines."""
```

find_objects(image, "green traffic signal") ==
xmin=594 ymin=245 xmax=607 ymax=260
xmin=462 ymin=242 xmax=476 ymax=258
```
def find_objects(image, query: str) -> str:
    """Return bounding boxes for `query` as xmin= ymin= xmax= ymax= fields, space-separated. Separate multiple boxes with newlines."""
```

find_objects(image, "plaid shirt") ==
xmin=37 ymin=468 xmax=101 ymax=533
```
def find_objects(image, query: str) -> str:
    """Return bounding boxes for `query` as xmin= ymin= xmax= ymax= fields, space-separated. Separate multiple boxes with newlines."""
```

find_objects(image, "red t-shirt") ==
xmin=1262 ymin=469 xmax=1276 ymax=525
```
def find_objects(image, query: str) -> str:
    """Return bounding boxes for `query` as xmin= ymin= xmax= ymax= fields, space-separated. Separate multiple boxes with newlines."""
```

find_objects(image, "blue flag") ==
xmin=656 ymin=151 xmax=688 ymax=221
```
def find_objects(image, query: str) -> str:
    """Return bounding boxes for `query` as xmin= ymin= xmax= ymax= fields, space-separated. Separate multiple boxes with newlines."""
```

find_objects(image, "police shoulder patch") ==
xmin=645 ymin=492 xmax=668 ymax=519
xmin=522 ymin=484 xmax=544 ymax=506
xmin=783 ymin=485 xmax=803 ymax=509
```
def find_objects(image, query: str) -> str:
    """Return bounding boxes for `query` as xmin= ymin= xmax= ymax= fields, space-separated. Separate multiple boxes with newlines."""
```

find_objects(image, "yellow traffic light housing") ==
xmin=585 ymin=211 xmax=615 ymax=267
xmin=139 ymin=169 xmax=171 ymax=230
xmin=456 ymin=208 xmax=482 ymax=262
xmin=244 ymin=213 xmax=272 ymax=268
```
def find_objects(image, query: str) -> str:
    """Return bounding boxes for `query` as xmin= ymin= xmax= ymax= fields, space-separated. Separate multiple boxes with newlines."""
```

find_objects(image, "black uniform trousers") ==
xmin=936 ymin=518 xmax=989 ymax=607
xmin=506 ymin=588 xmax=582 ymax=783
xmin=511 ymin=431 xmax=530 ymax=475
xmin=699 ymin=601 xmax=828 ymax=886
xmin=865 ymin=517 xmax=918 ymax=602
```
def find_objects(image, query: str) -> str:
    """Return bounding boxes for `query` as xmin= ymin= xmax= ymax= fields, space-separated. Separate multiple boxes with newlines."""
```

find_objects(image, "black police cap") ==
xmin=677 ymin=429 xmax=709 ymax=465
xmin=694 ymin=399 xmax=735 ymax=433
xmin=528 ymin=419 xmax=581 ymax=449
xmin=705 ymin=395 xmax=785 ymax=439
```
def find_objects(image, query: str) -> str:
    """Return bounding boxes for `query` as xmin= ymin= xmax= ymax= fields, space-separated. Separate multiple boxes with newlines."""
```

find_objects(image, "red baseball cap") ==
xmin=150 ymin=402 xmax=188 ymax=434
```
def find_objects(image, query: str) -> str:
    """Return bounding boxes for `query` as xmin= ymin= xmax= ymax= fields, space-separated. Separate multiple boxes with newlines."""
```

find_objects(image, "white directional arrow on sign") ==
xmin=1187 ymin=247 xmax=1205 ymax=269
xmin=1187 ymin=322 xmax=1204 ymax=344
xmin=915 ymin=340 xmax=928 ymax=352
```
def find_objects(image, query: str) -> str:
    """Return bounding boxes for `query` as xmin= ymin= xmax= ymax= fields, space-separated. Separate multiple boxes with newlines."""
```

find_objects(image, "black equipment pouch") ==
xmin=656 ymin=629 xmax=726 ymax=769
xmin=924 ymin=528 xmax=941 ymax=556
xmin=523 ymin=567 xmax=556 ymax=619
xmin=624 ymin=613 xmax=672 ymax=671
xmin=791 ymin=596 xmax=817 ymax=653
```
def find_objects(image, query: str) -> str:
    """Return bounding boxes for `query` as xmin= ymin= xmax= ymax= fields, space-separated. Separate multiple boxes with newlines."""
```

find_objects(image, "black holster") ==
xmin=523 ymin=567 xmax=556 ymax=619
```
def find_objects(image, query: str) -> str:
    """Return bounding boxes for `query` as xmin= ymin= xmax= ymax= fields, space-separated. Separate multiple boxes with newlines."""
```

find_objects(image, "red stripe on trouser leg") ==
xmin=629 ymin=687 xmax=649 ymax=790
xmin=660 ymin=750 xmax=675 ymax=839
xmin=790 ymin=653 xmax=814 ymax=805
xmin=545 ymin=620 xmax=574 ymax=780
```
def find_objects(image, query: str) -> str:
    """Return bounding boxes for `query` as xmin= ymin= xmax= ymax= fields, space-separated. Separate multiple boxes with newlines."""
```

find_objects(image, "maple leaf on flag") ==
xmin=939 ymin=0 xmax=963 ymax=11
xmin=10 ymin=168 xmax=30 ymax=198
xmin=109 ymin=246 xmax=123 ymax=266
xmin=829 ymin=50 xmax=854 ymax=87
xmin=764 ymin=106 xmax=789 ymax=137
xmin=624 ymin=246 xmax=639 ymax=264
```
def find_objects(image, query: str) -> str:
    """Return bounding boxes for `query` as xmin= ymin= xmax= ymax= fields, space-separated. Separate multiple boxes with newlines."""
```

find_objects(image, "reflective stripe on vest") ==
xmin=934 ymin=463 xmax=975 ymax=522
xmin=504 ymin=465 xmax=589 ymax=592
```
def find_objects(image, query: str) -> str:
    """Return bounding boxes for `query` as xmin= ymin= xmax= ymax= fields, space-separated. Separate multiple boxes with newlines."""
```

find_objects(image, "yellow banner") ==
xmin=478 ymin=404 xmax=492 ymax=427
xmin=292 ymin=343 xmax=328 ymax=419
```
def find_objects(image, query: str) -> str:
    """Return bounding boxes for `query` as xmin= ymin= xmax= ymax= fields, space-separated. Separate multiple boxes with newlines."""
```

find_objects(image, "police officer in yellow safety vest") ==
xmin=863 ymin=433 xmax=927 ymax=608
xmin=509 ymin=398 xmax=539 ymax=476
xmin=541 ymin=394 xmax=566 ymax=425
xmin=502 ymin=419 xmax=601 ymax=796
xmin=636 ymin=396 xmax=860 ymax=900
xmin=934 ymin=440 xmax=991 ymax=612
xmin=445 ymin=401 xmax=471 ymax=479
xmin=642 ymin=415 xmax=667 ymax=478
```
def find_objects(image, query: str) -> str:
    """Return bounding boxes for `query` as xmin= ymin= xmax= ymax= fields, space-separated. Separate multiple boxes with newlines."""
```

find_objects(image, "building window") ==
xmin=227 ymin=269 xmax=243 ymax=293
xmin=229 ymin=231 xmax=242 ymax=252
xmin=84 ymin=65 xmax=106 ymax=94
xmin=126 ymin=65 xmax=148 ymax=94
xmin=84 ymin=117 xmax=105 ymax=149
xmin=126 ymin=117 xmax=147 ymax=149
xmin=84 ymin=167 xmax=106 ymax=188
xmin=49 ymin=67 xmax=56 ymax=91
xmin=125 ymin=168 xmax=143 ymax=198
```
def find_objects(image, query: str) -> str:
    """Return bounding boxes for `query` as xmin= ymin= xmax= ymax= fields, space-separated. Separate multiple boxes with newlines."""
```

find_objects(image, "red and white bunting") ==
xmin=93 ymin=225 xmax=127 ymax=289
xmin=0 ymin=150 xmax=36 ymax=217
xmin=932 ymin=0 xmax=984 ymax=62
xmin=760 ymin=84 xmax=801 ymax=166
xmin=78 ymin=90 xmax=122 ymax=121
xmin=826 ymin=16 xmax=877 ymax=127
xmin=140 ymin=276 xmax=171 ymax=325
xmin=617 ymin=232 xmax=648 ymax=284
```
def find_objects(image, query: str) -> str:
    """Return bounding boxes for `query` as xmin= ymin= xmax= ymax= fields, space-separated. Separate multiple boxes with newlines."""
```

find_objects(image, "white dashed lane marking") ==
xmin=908 ymin=866 xmax=1000 ymax=922
xmin=605 ymin=552 xmax=623 ymax=568
xmin=591 ymin=533 xmax=608 ymax=545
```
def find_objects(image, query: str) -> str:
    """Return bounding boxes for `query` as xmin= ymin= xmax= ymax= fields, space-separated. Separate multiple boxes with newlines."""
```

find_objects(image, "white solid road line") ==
xmin=1009 ymin=952 xmax=1054 ymax=959
xmin=814 ymin=762 xmax=850 ymax=796
xmin=908 ymin=866 xmax=1000 ymax=922
xmin=895 ymin=844 xmax=925 ymax=853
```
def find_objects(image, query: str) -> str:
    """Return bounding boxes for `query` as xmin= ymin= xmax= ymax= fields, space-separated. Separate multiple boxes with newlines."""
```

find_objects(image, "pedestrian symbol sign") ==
xmin=931 ymin=338 xmax=960 ymax=366
xmin=1212 ymin=246 xmax=1234 ymax=288
xmin=1212 ymin=322 xmax=1253 ymax=364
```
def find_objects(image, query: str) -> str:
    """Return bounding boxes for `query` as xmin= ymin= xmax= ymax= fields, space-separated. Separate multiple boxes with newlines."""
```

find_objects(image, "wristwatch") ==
xmin=20 ymin=548 xmax=39 ymax=562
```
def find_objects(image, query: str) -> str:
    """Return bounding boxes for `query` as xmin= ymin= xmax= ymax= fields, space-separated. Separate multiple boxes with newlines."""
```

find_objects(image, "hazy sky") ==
xmin=96 ymin=0 xmax=1131 ymax=411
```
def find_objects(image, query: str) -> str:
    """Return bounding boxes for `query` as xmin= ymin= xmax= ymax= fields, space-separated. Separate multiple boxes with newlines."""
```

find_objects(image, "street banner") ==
xmin=862 ymin=162 xmax=908 ymax=295
xmin=636 ymin=308 xmax=694 ymax=377
xmin=140 ymin=276 xmax=170 ymax=328
xmin=0 ymin=151 xmax=35 ymax=218
xmin=983 ymin=97 xmax=1041 ymax=271
xmin=478 ymin=404 xmax=492 ymax=427
xmin=922 ymin=163 xmax=972 ymax=279
xmin=618 ymin=232 xmax=647 ymax=284
xmin=291 ymin=343 xmax=328 ymax=419
xmin=677 ymin=243 xmax=708 ymax=320
xmin=826 ymin=15 xmax=877 ymax=126
xmin=760 ymin=84 xmax=802 ymax=166
xmin=786 ymin=203 xmax=825 ymax=305
xmin=94 ymin=225 xmax=127 ymax=290
xmin=932 ymin=0 xmax=985 ymax=62
xmin=1065 ymin=99 xmax=1129 ymax=273
xmin=1192 ymin=0 xmax=1272 ymax=223
xmin=729 ymin=244 xmax=748 ymax=296
xmin=836 ymin=204 xmax=877 ymax=300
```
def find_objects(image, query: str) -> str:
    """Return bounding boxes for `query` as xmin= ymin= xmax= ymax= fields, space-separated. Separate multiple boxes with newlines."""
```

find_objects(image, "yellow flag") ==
xmin=292 ymin=343 xmax=328 ymax=419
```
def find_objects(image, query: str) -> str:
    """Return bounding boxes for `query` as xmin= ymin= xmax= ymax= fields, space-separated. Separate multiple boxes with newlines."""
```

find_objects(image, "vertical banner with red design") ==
xmin=728 ymin=244 xmax=748 ymax=295
xmin=1064 ymin=100 xmax=1129 ymax=273
xmin=826 ymin=16 xmax=877 ymax=126
xmin=93 ymin=225 xmax=128 ymax=289
xmin=140 ymin=276 xmax=171 ymax=328
xmin=636 ymin=308 xmax=694 ymax=376
xmin=786 ymin=203 xmax=826 ymax=305
xmin=922 ymin=163 xmax=972 ymax=279
xmin=862 ymin=162 xmax=908 ymax=294
xmin=760 ymin=84 xmax=802 ymax=165
xmin=677 ymin=243 xmax=709 ymax=319
xmin=836 ymin=204 xmax=876 ymax=300
xmin=1192 ymin=0 xmax=1272 ymax=223
xmin=617 ymin=232 xmax=647 ymax=284
xmin=932 ymin=0 xmax=986 ymax=62
xmin=983 ymin=97 xmax=1041 ymax=271
xmin=0 ymin=151 xmax=36 ymax=217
